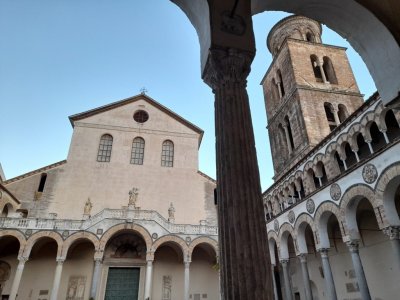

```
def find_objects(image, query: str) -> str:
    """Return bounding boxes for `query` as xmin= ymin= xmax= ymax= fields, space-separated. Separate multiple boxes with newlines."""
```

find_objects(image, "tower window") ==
xmin=131 ymin=137 xmax=145 ymax=165
xmin=277 ymin=70 xmax=285 ymax=98
xmin=38 ymin=173 xmax=47 ymax=192
xmin=306 ymin=32 xmax=315 ymax=42
xmin=324 ymin=102 xmax=337 ymax=131
xmin=97 ymin=134 xmax=113 ymax=162
xmin=285 ymin=116 xmax=295 ymax=150
xmin=161 ymin=140 xmax=174 ymax=167
xmin=338 ymin=104 xmax=348 ymax=123
xmin=310 ymin=55 xmax=323 ymax=81
xmin=323 ymin=57 xmax=338 ymax=84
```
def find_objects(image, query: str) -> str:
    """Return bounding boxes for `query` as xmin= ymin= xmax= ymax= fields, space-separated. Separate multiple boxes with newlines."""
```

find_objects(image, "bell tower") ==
xmin=261 ymin=15 xmax=364 ymax=180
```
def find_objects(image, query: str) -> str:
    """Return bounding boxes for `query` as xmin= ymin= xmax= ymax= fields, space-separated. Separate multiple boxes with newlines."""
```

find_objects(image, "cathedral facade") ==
xmin=262 ymin=16 xmax=400 ymax=300
xmin=0 ymin=95 xmax=219 ymax=300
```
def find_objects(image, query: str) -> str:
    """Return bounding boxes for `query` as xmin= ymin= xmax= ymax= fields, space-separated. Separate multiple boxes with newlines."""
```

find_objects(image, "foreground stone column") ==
xmin=90 ymin=258 xmax=103 ymax=299
xmin=271 ymin=265 xmax=279 ymax=300
xmin=299 ymin=254 xmax=313 ymax=300
xmin=144 ymin=259 xmax=154 ymax=299
xmin=184 ymin=261 xmax=190 ymax=300
xmin=203 ymin=47 xmax=273 ymax=299
xmin=9 ymin=257 xmax=28 ymax=300
xmin=383 ymin=226 xmax=400 ymax=271
xmin=347 ymin=241 xmax=371 ymax=300
xmin=319 ymin=249 xmax=337 ymax=300
xmin=280 ymin=260 xmax=293 ymax=300
xmin=50 ymin=258 xmax=65 ymax=300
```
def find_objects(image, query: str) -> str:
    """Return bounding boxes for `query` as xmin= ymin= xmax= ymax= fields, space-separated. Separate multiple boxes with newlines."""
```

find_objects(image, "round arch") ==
xmin=188 ymin=236 xmax=218 ymax=259
xmin=340 ymin=184 xmax=379 ymax=239
xmin=294 ymin=213 xmax=316 ymax=254
xmin=267 ymin=230 xmax=279 ymax=265
xmin=61 ymin=231 xmax=100 ymax=259
xmin=151 ymin=235 xmax=189 ymax=261
xmin=23 ymin=231 xmax=64 ymax=258
xmin=375 ymin=163 xmax=400 ymax=227
xmin=0 ymin=229 xmax=27 ymax=256
xmin=314 ymin=201 xmax=344 ymax=249
xmin=99 ymin=223 xmax=153 ymax=253
xmin=278 ymin=223 xmax=295 ymax=259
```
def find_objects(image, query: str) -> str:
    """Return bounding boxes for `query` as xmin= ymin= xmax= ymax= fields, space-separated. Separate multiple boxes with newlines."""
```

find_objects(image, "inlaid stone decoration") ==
xmin=62 ymin=230 xmax=69 ymax=238
xmin=185 ymin=236 xmax=191 ymax=243
xmin=152 ymin=233 xmax=158 ymax=240
xmin=288 ymin=211 xmax=295 ymax=224
xmin=66 ymin=276 xmax=86 ymax=300
xmin=330 ymin=183 xmax=342 ymax=201
xmin=25 ymin=229 xmax=32 ymax=237
xmin=274 ymin=220 xmax=279 ymax=232
xmin=162 ymin=275 xmax=172 ymax=300
xmin=306 ymin=199 xmax=315 ymax=214
xmin=362 ymin=163 xmax=378 ymax=184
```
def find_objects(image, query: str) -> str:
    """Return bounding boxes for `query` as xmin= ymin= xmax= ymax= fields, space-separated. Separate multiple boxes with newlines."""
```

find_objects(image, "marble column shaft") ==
xmin=319 ymin=249 xmax=337 ymax=300
xmin=203 ymin=47 xmax=273 ymax=300
xmin=144 ymin=260 xmax=154 ymax=299
xmin=184 ymin=261 xmax=190 ymax=300
xmin=90 ymin=259 xmax=102 ymax=299
xmin=280 ymin=260 xmax=293 ymax=300
xmin=271 ymin=265 xmax=279 ymax=300
xmin=9 ymin=257 xmax=28 ymax=300
xmin=50 ymin=258 xmax=65 ymax=300
xmin=299 ymin=254 xmax=313 ymax=300
xmin=347 ymin=241 xmax=371 ymax=300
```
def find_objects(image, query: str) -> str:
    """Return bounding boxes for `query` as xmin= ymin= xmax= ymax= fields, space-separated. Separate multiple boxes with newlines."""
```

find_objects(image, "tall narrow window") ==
xmin=324 ymin=102 xmax=337 ymax=131
xmin=38 ymin=173 xmax=47 ymax=192
xmin=323 ymin=57 xmax=338 ymax=84
xmin=338 ymin=104 xmax=348 ymax=123
xmin=97 ymin=134 xmax=113 ymax=162
xmin=285 ymin=116 xmax=295 ymax=150
xmin=310 ymin=55 xmax=323 ymax=81
xmin=131 ymin=137 xmax=145 ymax=165
xmin=161 ymin=140 xmax=174 ymax=167
xmin=277 ymin=70 xmax=285 ymax=98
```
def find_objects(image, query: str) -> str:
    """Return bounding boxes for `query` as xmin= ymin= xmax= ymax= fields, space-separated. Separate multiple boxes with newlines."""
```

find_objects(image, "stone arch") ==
xmin=151 ymin=235 xmax=189 ymax=261
xmin=375 ymin=162 xmax=400 ymax=227
xmin=314 ymin=201 xmax=344 ymax=249
xmin=61 ymin=231 xmax=100 ymax=259
xmin=294 ymin=213 xmax=316 ymax=254
xmin=340 ymin=184 xmax=380 ymax=239
xmin=188 ymin=236 xmax=218 ymax=259
xmin=268 ymin=230 xmax=279 ymax=265
xmin=23 ymin=231 xmax=64 ymax=258
xmin=278 ymin=222 xmax=295 ymax=259
xmin=99 ymin=223 xmax=153 ymax=253
xmin=0 ymin=229 xmax=26 ymax=256
xmin=348 ymin=123 xmax=365 ymax=148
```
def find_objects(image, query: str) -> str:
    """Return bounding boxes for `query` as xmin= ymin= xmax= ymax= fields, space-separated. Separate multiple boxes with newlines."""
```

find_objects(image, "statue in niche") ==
xmin=128 ymin=187 xmax=139 ymax=208
xmin=168 ymin=203 xmax=175 ymax=222
xmin=66 ymin=276 xmax=86 ymax=300
xmin=83 ymin=198 xmax=92 ymax=215
xmin=162 ymin=275 xmax=172 ymax=300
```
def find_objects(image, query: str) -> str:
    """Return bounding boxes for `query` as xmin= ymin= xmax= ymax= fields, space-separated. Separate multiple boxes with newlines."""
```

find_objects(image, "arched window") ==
xmin=278 ymin=124 xmax=289 ymax=157
xmin=97 ymin=134 xmax=113 ymax=162
xmin=307 ymin=168 xmax=320 ymax=190
xmin=310 ymin=55 xmax=323 ymax=81
xmin=385 ymin=110 xmax=400 ymax=142
xmin=356 ymin=133 xmax=370 ymax=160
xmin=271 ymin=78 xmax=280 ymax=102
xmin=316 ymin=161 xmax=328 ymax=185
xmin=334 ymin=151 xmax=345 ymax=173
xmin=277 ymin=70 xmax=285 ymax=98
xmin=338 ymin=104 xmax=348 ymax=123
xmin=131 ymin=137 xmax=145 ymax=165
xmin=285 ymin=116 xmax=295 ymax=150
xmin=369 ymin=122 xmax=385 ymax=152
xmin=306 ymin=32 xmax=315 ymax=42
xmin=38 ymin=173 xmax=47 ymax=192
xmin=324 ymin=102 xmax=337 ymax=131
xmin=161 ymin=140 xmax=174 ymax=167
xmin=343 ymin=142 xmax=357 ymax=168
xmin=323 ymin=57 xmax=338 ymax=84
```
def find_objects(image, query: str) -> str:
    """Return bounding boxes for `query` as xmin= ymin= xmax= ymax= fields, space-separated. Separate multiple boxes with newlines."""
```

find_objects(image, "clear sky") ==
xmin=0 ymin=1 xmax=376 ymax=190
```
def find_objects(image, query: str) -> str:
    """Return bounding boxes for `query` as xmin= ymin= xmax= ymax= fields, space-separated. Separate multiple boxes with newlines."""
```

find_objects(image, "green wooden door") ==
xmin=105 ymin=267 xmax=140 ymax=300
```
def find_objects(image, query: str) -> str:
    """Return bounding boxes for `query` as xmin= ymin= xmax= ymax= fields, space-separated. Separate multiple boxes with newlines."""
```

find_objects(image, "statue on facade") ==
xmin=84 ymin=198 xmax=92 ymax=215
xmin=128 ymin=187 xmax=139 ymax=208
xmin=168 ymin=202 xmax=175 ymax=222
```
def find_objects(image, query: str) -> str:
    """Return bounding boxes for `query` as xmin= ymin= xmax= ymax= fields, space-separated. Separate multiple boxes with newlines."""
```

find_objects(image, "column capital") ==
xmin=184 ymin=260 xmax=191 ymax=268
xmin=17 ymin=256 xmax=29 ymax=263
xmin=279 ymin=259 xmax=289 ymax=265
xmin=146 ymin=250 xmax=155 ymax=262
xmin=56 ymin=258 xmax=66 ymax=265
xmin=383 ymin=226 xmax=400 ymax=240
xmin=346 ymin=240 xmax=360 ymax=253
xmin=94 ymin=257 xmax=103 ymax=264
xmin=202 ymin=47 xmax=254 ymax=91
xmin=317 ymin=248 xmax=330 ymax=257
xmin=298 ymin=253 xmax=308 ymax=263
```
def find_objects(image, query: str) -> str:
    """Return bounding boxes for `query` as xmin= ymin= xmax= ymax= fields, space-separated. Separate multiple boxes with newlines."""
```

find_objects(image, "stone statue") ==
xmin=168 ymin=203 xmax=175 ymax=221
xmin=84 ymin=198 xmax=92 ymax=215
xmin=128 ymin=187 xmax=139 ymax=207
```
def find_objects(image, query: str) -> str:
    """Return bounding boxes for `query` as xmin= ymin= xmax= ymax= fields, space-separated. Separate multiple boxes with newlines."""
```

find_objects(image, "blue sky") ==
xmin=0 ymin=1 xmax=376 ymax=190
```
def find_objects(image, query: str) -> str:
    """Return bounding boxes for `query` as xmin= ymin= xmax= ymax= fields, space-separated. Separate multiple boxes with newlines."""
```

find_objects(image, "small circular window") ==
xmin=133 ymin=110 xmax=149 ymax=123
